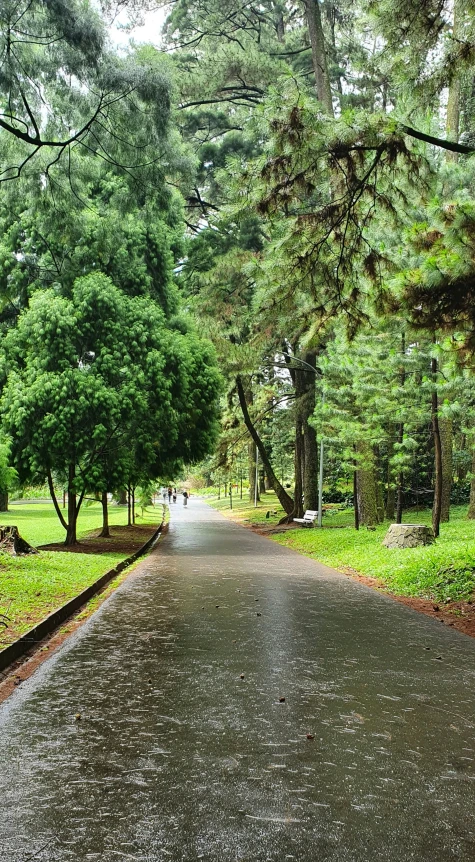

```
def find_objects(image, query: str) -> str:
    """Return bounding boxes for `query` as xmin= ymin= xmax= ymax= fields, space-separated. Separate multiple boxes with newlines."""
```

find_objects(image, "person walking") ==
xmin=183 ymin=490 xmax=189 ymax=506
xmin=167 ymin=486 xmax=172 ymax=503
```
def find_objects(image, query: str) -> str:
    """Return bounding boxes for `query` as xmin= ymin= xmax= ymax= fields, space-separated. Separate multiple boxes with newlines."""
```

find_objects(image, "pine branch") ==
xmin=401 ymin=125 xmax=475 ymax=155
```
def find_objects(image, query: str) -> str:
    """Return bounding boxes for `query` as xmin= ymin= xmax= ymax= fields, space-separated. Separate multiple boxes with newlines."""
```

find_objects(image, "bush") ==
xmin=450 ymin=480 xmax=471 ymax=506
xmin=323 ymin=488 xmax=354 ymax=505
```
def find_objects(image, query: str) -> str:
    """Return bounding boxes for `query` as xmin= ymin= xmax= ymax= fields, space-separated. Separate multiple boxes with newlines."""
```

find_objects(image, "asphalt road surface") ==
xmin=1 ymin=499 xmax=475 ymax=861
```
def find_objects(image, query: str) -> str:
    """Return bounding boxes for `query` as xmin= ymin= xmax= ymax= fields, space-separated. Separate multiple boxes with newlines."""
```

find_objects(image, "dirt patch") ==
xmin=248 ymin=522 xmax=347 ymax=536
xmin=38 ymin=523 xmax=159 ymax=555
xmin=247 ymin=522 xmax=299 ymax=535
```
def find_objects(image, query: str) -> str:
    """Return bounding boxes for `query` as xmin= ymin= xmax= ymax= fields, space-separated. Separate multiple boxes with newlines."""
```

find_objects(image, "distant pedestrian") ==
xmin=167 ymin=486 xmax=172 ymax=503
xmin=183 ymin=490 xmax=188 ymax=506
xmin=172 ymin=492 xmax=177 ymax=503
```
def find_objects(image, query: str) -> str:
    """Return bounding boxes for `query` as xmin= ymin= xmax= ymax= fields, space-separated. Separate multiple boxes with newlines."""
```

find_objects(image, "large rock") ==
xmin=383 ymin=523 xmax=435 ymax=549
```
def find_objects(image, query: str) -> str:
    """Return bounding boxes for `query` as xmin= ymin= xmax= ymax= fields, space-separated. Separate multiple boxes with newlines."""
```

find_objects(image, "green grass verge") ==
xmin=209 ymin=491 xmax=287 ymax=525
xmin=0 ymin=501 xmax=160 ymax=647
xmin=0 ymin=550 xmax=125 ymax=647
xmin=208 ymin=492 xmax=475 ymax=604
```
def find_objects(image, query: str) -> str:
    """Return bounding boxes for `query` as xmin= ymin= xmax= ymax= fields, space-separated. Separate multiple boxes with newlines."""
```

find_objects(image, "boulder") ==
xmin=383 ymin=523 xmax=435 ymax=549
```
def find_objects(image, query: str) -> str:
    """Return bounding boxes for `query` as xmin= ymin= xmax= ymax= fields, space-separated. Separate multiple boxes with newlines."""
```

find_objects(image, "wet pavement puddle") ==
xmin=1 ymin=500 xmax=475 ymax=859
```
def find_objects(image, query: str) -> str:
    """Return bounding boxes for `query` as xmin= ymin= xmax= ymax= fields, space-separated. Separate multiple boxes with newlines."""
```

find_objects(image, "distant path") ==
xmin=1 ymin=498 xmax=475 ymax=861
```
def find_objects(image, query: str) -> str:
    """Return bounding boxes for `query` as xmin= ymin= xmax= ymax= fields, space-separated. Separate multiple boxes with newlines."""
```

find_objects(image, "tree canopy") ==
xmin=1 ymin=272 xmax=220 ymax=542
xmin=2 ymin=0 xmax=475 ymax=543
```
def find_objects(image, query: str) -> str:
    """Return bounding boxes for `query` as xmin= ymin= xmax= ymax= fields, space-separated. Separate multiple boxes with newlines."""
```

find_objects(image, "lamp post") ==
xmin=317 ymin=392 xmax=324 ymax=527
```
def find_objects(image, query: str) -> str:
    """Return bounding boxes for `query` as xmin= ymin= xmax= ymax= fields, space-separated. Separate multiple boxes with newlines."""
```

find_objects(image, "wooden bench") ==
xmin=293 ymin=510 xmax=317 ymax=527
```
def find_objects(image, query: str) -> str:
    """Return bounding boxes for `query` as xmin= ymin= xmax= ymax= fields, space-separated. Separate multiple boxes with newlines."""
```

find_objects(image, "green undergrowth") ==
xmin=208 ymin=492 xmax=475 ymax=603
xmin=0 ymin=501 xmax=160 ymax=647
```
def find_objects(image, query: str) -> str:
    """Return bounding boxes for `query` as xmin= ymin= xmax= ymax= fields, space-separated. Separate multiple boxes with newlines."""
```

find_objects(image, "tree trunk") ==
xmin=118 ymin=488 xmax=127 ymax=505
xmin=396 ymin=331 xmax=406 ymax=524
xmin=324 ymin=0 xmax=343 ymax=98
xmin=386 ymin=485 xmax=395 ymax=521
xmin=100 ymin=490 xmax=110 ymax=538
xmin=301 ymin=351 xmax=319 ymax=511
xmin=374 ymin=446 xmax=385 ymax=523
xmin=353 ymin=451 xmax=359 ymax=530
xmin=305 ymin=0 xmax=333 ymax=113
xmin=431 ymin=357 xmax=443 ymax=538
xmin=396 ymin=423 xmax=404 ymax=524
xmin=293 ymin=416 xmax=304 ymax=519
xmin=385 ymin=432 xmax=395 ymax=520
xmin=264 ymin=469 xmax=272 ymax=491
xmin=468 ymin=450 xmax=475 ymax=519
xmin=132 ymin=486 xmax=136 ymax=525
xmin=47 ymin=466 xmax=68 ymax=534
xmin=353 ymin=476 xmax=359 ymax=528
xmin=236 ymin=375 xmax=294 ymax=514
xmin=376 ymin=481 xmax=384 ymax=523
xmin=446 ymin=0 xmax=463 ymax=161
xmin=127 ymin=484 xmax=132 ymax=526
xmin=0 ymin=489 xmax=8 ymax=512
xmin=355 ymin=444 xmax=378 ymax=526
xmin=259 ymin=468 xmax=266 ymax=494
xmin=246 ymin=386 xmax=260 ymax=503
xmin=356 ymin=470 xmax=378 ymax=527
xmin=65 ymin=464 xmax=78 ymax=546
xmin=440 ymin=415 xmax=453 ymax=522
xmin=458 ymin=434 xmax=468 ymax=481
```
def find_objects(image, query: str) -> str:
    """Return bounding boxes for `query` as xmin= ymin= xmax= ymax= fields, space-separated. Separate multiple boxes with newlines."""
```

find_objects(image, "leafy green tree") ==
xmin=1 ymin=272 xmax=220 ymax=544
xmin=0 ymin=440 xmax=17 ymax=513
xmin=313 ymin=322 xmax=435 ymax=526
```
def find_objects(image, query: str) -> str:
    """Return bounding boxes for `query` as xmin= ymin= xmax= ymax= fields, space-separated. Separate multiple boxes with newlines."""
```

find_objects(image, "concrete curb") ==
xmin=0 ymin=520 xmax=165 ymax=673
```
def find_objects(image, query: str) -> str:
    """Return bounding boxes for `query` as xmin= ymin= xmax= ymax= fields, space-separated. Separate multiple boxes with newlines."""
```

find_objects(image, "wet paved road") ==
xmin=2 ymin=500 xmax=475 ymax=861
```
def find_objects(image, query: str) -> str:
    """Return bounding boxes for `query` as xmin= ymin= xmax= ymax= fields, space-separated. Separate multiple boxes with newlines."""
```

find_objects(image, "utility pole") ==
xmin=318 ymin=436 xmax=324 ymax=526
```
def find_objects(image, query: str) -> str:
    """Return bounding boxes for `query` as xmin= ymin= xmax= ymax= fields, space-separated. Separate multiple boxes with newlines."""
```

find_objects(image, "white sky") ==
xmin=110 ymin=8 xmax=169 ymax=49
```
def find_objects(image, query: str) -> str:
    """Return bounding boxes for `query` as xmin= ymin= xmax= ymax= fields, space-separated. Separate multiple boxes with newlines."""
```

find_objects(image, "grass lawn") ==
xmin=207 ymin=491 xmax=289 ymax=525
xmin=7 ymin=499 xmax=158 ymax=547
xmin=208 ymin=492 xmax=475 ymax=603
xmin=0 ymin=501 xmax=161 ymax=648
